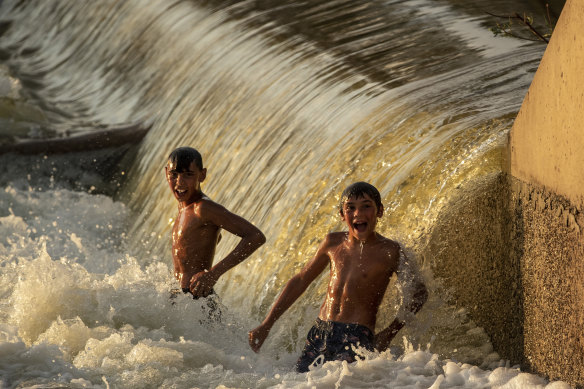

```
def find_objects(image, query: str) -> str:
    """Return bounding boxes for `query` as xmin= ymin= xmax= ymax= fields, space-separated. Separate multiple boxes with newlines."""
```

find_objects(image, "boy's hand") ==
xmin=189 ymin=270 xmax=219 ymax=298
xmin=248 ymin=324 xmax=270 ymax=353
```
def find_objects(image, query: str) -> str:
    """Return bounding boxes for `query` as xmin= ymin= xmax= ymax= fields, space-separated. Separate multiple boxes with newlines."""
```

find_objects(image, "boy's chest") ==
xmin=329 ymin=246 xmax=393 ymax=283
xmin=173 ymin=210 xmax=216 ymax=242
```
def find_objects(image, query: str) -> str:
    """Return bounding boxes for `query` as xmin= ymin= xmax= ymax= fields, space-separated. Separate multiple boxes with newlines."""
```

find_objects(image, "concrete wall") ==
xmin=427 ymin=1 xmax=584 ymax=386
xmin=510 ymin=178 xmax=584 ymax=386
xmin=424 ymin=173 xmax=525 ymax=365
xmin=426 ymin=175 xmax=584 ymax=386
xmin=509 ymin=0 xmax=584 ymax=207
xmin=508 ymin=0 xmax=584 ymax=385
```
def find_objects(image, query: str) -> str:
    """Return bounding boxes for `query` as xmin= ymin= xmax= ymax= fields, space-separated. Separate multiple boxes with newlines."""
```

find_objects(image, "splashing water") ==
xmin=0 ymin=0 xmax=572 ymax=387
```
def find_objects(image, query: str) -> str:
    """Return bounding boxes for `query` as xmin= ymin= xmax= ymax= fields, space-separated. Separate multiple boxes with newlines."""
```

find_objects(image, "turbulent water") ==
xmin=0 ymin=0 xmax=572 ymax=388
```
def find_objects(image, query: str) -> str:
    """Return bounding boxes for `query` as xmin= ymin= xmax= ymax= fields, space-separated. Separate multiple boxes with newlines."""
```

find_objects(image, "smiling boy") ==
xmin=248 ymin=182 xmax=427 ymax=372
xmin=165 ymin=147 xmax=265 ymax=299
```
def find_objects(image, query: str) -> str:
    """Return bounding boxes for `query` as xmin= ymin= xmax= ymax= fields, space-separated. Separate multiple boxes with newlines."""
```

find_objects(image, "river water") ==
xmin=0 ymin=0 xmax=572 ymax=388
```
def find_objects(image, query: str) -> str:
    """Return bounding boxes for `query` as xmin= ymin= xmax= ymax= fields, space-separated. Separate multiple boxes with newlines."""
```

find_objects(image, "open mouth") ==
xmin=175 ymin=188 xmax=187 ymax=196
xmin=353 ymin=222 xmax=368 ymax=233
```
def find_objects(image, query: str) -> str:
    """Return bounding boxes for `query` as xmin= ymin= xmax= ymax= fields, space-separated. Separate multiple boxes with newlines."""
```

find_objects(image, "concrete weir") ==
xmin=425 ymin=0 xmax=584 ymax=386
xmin=508 ymin=0 xmax=584 ymax=385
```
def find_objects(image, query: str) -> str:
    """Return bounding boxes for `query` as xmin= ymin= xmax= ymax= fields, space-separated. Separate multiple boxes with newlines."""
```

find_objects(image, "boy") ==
xmin=165 ymin=146 xmax=265 ymax=299
xmin=248 ymin=182 xmax=427 ymax=372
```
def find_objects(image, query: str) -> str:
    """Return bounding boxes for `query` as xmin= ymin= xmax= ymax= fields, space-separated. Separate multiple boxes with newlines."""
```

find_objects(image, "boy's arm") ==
xmin=190 ymin=201 xmax=266 ymax=297
xmin=374 ymin=282 xmax=427 ymax=351
xmin=375 ymin=249 xmax=428 ymax=352
xmin=248 ymin=237 xmax=331 ymax=353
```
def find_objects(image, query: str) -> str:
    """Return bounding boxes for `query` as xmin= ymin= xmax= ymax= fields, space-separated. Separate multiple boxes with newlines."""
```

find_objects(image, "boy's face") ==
xmin=340 ymin=193 xmax=383 ymax=241
xmin=165 ymin=160 xmax=206 ymax=205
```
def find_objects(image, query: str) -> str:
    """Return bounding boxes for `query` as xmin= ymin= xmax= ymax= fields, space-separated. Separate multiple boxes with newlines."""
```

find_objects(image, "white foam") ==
xmin=0 ymin=180 xmax=573 ymax=388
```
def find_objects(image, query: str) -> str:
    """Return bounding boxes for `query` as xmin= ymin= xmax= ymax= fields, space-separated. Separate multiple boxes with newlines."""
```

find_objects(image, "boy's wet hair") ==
xmin=339 ymin=182 xmax=382 ymax=214
xmin=168 ymin=147 xmax=203 ymax=171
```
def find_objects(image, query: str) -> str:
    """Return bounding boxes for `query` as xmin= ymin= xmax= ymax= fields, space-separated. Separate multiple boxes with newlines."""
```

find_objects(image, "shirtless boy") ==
xmin=248 ymin=182 xmax=427 ymax=372
xmin=165 ymin=146 xmax=265 ymax=299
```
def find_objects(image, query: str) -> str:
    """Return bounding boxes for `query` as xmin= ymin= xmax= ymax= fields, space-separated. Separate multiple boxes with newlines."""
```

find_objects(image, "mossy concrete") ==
xmin=425 ymin=173 xmax=584 ymax=387
xmin=511 ymin=178 xmax=584 ymax=386
xmin=421 ymin=0 xmax=584 ymax=384
xmin=423 ymin=173 xmax=525 ymax=365
xmin=507 ymin=0 xmax=584 ymax=385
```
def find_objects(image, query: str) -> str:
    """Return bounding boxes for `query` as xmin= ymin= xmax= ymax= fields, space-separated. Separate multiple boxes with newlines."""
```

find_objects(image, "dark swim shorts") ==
xmin=295 ymin=318 xmax=375 ymax=372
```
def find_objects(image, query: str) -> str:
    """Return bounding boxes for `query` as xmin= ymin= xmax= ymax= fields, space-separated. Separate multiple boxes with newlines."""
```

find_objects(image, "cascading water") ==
xmin=0 ymin=0 xmax=570 ymax=387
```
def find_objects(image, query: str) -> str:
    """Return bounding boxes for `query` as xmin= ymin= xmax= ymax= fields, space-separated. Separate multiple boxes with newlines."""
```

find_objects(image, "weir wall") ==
xmin=426 ymin=0 xmax=584 ymax=386
xmin=508 ymin=0 xmax=584 ymax=384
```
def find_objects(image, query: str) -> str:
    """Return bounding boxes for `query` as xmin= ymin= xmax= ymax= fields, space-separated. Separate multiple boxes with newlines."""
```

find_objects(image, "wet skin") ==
xmin=166 ymin=160 xmax=265 ymax=297
xmin=249 ymin=194 xmax=427 ymax=352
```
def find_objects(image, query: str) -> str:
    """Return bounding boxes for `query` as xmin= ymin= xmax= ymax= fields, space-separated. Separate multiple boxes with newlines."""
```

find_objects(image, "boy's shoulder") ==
xmin=323 ymin=231 xmax=348 ymax=246
xmin=193 ymin=195 xmax=222 ymax=211
xmin=375 ymin=235 xmax=402 ymax=258
xmin=377 ymin=234 xmax=401 ymax=248
xmin=192 ymin=195 xmax=247 ymax=227
xmin=184 ymin=196 xmax=223 ymax=219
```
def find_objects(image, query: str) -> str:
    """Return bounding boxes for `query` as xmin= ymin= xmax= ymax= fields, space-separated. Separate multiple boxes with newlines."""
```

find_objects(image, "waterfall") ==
xmin=0 ymin=0 xmax=564 ymax=387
